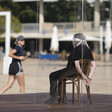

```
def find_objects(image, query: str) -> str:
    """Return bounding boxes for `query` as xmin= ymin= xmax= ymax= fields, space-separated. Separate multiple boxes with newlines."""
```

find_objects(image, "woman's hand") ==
xmin=26 ymin=51 xmax=30 ymax=57
xmin=20 ymin=51 xmax=30 ymax=61
xmin=19 ymin=56 xmax=25 ymax=61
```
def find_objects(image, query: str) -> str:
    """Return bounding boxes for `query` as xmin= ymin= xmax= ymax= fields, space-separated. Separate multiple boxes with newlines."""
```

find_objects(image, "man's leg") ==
xmin=49 ymin=72 xmax=58 ymax=98
xmin=57 ymin=67 xmax=77 ymax=103
xmin=46 ymin=67 xmax=76 ymax=104
xmin=58 ymin=79 xmax=66 ymax=97
xmin=49 ymin=67 xmax=72 ymax=98
xmin=45 ymin=70 xmax=61 ymax=104
xmin=58 ymin=79 xmax=67 ymax=103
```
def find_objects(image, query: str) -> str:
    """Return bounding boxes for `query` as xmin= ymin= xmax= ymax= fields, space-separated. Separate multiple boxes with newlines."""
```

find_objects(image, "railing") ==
xmin=54 ymin=22 xmax=74 ymax=29
xmin=12 ymin=21 xmax=111 ymax=33
xmin=21 ymin=23 xmax=39 ymax=32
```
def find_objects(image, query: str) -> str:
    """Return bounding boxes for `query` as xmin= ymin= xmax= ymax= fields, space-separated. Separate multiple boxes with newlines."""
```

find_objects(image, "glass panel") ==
xmin=0 ymin=0 xmax=88 ymax=111
xmin=36 ymin=0 xmax=83 ymax=111
xmin=82 ymin=0 xmax=112 ymax=111
xmin=0 ymin=0 xmax=37 ymax=106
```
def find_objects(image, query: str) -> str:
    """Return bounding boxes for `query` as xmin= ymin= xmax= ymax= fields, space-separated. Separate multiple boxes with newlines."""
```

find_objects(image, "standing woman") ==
xmin=0 ymin=35 xmax=30 ymax=94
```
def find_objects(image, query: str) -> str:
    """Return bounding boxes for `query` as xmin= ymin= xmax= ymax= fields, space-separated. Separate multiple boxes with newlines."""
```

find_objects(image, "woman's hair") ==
xmin=14 ymin=39 xmax=18 ymax=45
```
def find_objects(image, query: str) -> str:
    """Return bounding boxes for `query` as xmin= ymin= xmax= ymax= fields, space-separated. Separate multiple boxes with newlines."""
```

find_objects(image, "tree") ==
xmin=0 ymin=6 xmax=21 ymax=34
xmin=0 ymin=1 xmax=37 ymax=23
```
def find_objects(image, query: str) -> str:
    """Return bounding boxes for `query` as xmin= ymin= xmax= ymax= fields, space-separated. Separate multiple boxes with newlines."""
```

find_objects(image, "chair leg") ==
xmin=60 ymin=80 xmax=64 ymax=104
xmin=77 ymin=79 xmax=80 ymax=106
xmin=72 ymin=80 xmax=74 ymax=104
xmin=86 ymin=86 xmax=92 ymax=104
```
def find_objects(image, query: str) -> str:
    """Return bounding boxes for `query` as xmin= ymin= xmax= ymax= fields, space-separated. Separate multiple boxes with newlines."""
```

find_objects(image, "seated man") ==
xmin=45 ymin=33 xmax=96 ymax=104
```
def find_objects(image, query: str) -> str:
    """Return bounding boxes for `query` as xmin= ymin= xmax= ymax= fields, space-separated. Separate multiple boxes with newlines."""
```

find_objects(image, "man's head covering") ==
xmin=73 ymin=33 xmax=89 ymax=48
xmin=73 ymin=33 xmax=85 ymax=40
xmin=17 ymin=35 xmax=24 ymax=41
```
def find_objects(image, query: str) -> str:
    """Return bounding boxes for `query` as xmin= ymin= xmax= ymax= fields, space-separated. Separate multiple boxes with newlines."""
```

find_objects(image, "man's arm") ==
xmin=88 ymin=61 xmax=96 ymax=80
xmin=74 ymin=60 xmax=96 ymax=86
xmin=74 ymin=60 xmax=88 ymax=80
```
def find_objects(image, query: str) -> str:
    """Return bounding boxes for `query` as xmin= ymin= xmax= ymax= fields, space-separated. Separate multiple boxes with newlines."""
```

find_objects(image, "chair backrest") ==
xmin=80 ymin=59 xmax=91 ymax=77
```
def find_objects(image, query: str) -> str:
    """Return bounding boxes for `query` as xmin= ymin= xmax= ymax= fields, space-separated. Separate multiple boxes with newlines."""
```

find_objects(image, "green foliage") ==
xmin=100 ymin=1 xmax=110 ymax=21
xmin=0 ymin=6 xmax=5 ymax=34
xmin=0 ymin=37 xmax=13 ymax=43
xmin=0 ymin=38 xmax=5 ymax=43
xmin=0 ymin=0 xmax=109 ymax=23
xmin=19 ymin=6 xmax=36 ymax=23
xmin=11 ymin=16 xmax=22 ymax=33
xmin=0 ymin=1 xmax=37 ymax=23
xmin=0 ymin=0 xmax=88 ymax=23
xmin=44 ymin=1 xmax=89 ymax=22
xmin=83 ymin=1 xmax=94 ymax=21
xmin=0 ymin=6 xmax=21 ymax=34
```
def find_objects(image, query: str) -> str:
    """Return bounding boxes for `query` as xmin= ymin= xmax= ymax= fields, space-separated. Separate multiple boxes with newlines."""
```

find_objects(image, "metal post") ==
xmin=100 ymin=26 xmax=104 ymax=61
xmin=0 ymin=11 xmax=12 ymax=74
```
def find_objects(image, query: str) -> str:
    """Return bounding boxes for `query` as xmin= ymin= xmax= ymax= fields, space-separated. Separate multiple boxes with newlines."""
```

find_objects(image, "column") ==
xmin=39 ymin=0 xmax=44 ymax=32
xmin=39 ymin=39 xmax=43 ymax=52
xmin=94 ymin=0 xmax=100 ymax=29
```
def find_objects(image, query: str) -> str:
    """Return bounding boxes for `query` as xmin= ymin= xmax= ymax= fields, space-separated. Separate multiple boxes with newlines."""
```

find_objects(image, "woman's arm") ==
xmin=22 ymin=51 xmax=30 ymax=61
xmin=8 ymin=49 xmax=25 ymax=61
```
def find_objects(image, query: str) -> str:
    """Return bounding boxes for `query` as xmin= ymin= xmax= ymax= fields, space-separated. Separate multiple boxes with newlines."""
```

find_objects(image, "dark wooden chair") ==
xmin=60 ymin=59 xmax=92 ymax=105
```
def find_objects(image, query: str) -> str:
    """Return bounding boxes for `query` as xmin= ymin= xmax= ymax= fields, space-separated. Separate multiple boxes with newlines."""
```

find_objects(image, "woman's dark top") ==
xmin=67 ymin=44 xmax=94 ymax=68
xmin=12 ymin=46 xmax=24 ymax=63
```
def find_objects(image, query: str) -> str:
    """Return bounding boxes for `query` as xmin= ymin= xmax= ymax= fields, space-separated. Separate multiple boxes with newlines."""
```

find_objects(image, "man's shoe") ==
xmin=63 ymin=96 xmax=68 ymax=104
xmin=58 ymin=96 xmax=68 ymax=104
xmin=45 ymin=97 xmax=59 ymax=104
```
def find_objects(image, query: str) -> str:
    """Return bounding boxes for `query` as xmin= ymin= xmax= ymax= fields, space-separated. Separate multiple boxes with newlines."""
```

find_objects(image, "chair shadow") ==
xmin=0 ymin=93 xmax=112 ymax=112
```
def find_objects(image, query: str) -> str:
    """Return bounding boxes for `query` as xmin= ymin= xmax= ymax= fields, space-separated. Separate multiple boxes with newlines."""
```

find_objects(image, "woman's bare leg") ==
xmin=0 ymin=75 xmax=15 ymax=94
xmin=16 ymin=73 xmax=25 ymax=93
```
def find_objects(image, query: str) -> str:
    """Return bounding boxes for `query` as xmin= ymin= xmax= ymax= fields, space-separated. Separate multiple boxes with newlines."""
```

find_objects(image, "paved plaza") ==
xmin=0 ymin=59 xmax=112 ymax=94
xmin=0 ymin=58 xmax=112 ymax=112
xmin=0 ymin=58 xmax=112 ymax=95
